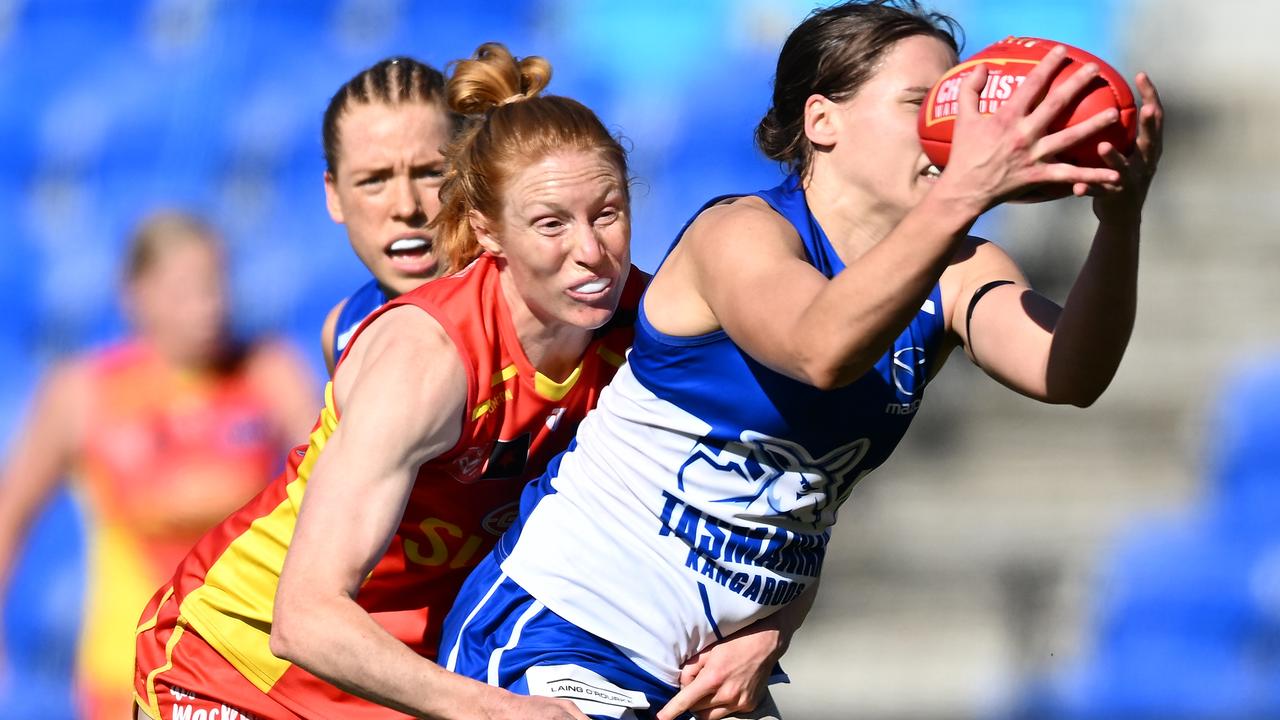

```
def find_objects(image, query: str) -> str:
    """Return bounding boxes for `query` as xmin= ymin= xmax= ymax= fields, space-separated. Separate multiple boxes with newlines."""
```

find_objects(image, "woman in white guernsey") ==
xmin=441 ymin=2 xmax=1163 ymax=719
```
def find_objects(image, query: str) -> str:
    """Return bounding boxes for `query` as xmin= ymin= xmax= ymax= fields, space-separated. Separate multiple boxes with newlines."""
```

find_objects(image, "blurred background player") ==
xmin=0 ymin=211 xmax=318 ymax=720
xmin=133 ymin=42 xmax=647 ymax=720
xmin=318 ymin=56 xmax=460 ymax=374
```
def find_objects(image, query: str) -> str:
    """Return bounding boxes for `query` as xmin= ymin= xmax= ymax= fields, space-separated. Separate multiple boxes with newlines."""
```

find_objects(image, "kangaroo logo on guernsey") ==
xmin=657 ymin=433 xmax=877 ymax=608
xmin=677 ymin=431 xmax=871 ymax=530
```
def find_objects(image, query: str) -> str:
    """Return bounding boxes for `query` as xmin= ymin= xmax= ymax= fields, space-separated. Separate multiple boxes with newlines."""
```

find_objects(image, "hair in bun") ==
xmin=447 ymin=42 xmax=552 ymax=115
xmin=432 ymin=43 xmax=630 ymax=273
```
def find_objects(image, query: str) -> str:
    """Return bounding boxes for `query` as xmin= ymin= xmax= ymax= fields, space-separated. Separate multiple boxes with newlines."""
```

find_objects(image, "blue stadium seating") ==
xmin=1205 ymin=360 xmax=1280 ymax=541
xmin=0 ymin=487 xmax=83 ymax=720
xmin=1018 ymin=357 xmax=1280 ymax=719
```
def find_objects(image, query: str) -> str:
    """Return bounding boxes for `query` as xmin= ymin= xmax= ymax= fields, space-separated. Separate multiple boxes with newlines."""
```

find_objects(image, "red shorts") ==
xmin=134 ymin=587 xmax=303 ymax=720
xmin=135 ymin=585 xmax=418 ymax=720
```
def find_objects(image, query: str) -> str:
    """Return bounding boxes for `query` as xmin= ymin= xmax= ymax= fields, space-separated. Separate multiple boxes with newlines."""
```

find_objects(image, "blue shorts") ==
xmin=441 ymin=552 xmax=678 ymax=719
xmin=442 ymin=551 xmax=789 ymax=719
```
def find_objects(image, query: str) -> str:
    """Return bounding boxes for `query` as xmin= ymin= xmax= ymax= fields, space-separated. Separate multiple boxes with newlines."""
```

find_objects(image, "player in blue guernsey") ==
xmin=328 ymin=277 xmax=387 ymax=369
xmin=319 ymin=58 xmax=462 ymax=373
xmin=441 ymin=2 xmax=1164 ymax=719
xmin=310 ymin=56 xmax=466 ymax=678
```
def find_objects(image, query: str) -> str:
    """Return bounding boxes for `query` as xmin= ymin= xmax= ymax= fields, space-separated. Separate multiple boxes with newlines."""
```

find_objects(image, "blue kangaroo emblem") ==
xmin=678 ymin=431 xmax=871 ymax=530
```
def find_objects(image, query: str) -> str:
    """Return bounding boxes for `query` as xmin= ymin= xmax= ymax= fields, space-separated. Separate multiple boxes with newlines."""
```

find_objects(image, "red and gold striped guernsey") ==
xmin=134 ymin=253 xmax=645 ymax=720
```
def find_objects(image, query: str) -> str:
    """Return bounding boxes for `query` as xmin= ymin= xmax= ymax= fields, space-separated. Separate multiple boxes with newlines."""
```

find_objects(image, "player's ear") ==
xmin=470 ymin=211 xmax=502 ymax=256
xmin=324 ymin=171 xmax=344 ymax=223
xmin=803 ymin=94 xmax=840 ymax=148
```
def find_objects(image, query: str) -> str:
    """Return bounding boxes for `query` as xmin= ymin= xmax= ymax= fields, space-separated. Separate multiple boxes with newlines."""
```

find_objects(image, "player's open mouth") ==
xmin=921 ymin=164 xmax=942 ymax=180
xmin=567 ymin=277 xmax=612 ymax=301
xmin=386 ymin=236 xmax=437 ymax=275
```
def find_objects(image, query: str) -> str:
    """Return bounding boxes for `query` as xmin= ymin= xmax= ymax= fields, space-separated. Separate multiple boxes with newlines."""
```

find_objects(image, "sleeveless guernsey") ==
xmin=134 ymin=254 xmax=644 ymax=719
xmin=332 ymin=278 xmax=387 ymax=362
xmin=491 ymin=176 xmax=946 ymax=683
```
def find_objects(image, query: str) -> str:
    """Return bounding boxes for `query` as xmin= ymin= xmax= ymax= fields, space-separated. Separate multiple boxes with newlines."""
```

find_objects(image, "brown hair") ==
xmin=124 ymin=211 xmax=221 ymax=283
xmin=756 ymin=0 xmax=961 ymax=178
xmin=322 ymin=56 xmax=462 ymax=174
xmin=433 ymin=42 xmax=630 ymax=273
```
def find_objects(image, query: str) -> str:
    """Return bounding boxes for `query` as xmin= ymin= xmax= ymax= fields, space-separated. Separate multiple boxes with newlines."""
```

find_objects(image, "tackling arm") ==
xmin=271 ymin=306 xmax=586 ymax=720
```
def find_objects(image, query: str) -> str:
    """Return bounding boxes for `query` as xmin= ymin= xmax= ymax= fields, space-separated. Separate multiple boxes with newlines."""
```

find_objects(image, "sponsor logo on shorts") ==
xmin=169 ymin=696 xmax=253 ymax=720
xmin=545 ymin=679 xmax=634 ymax=707
xmin=524 ymin=664 xmax=650 ymax=718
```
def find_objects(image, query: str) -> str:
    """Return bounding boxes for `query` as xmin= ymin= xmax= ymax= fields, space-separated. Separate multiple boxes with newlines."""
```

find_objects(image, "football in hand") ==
xmin=918 ymin=36 xmax=1138 ymax=169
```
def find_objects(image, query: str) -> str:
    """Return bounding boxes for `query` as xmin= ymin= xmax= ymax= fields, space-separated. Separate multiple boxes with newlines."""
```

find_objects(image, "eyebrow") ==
xmin=350 ymin=166 xmax=391 ymax=179
xmin=903 ymin=86 xmax=932 ymax=94
xmin=348 ymin=157 xmax=443 ymax=175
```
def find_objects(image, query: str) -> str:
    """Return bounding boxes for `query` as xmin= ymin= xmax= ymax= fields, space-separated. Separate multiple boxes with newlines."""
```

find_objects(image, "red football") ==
xmin=918 ymin=36 xmax=1137 ymax=169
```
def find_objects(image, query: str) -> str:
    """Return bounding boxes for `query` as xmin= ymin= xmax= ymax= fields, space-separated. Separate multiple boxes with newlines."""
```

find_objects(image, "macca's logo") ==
xmin=481 ymin=501 xmax=519 ymax=536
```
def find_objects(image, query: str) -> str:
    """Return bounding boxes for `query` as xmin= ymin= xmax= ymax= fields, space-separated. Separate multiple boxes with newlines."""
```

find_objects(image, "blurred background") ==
xmin=0 ymin=0 xmax=1277 ymax=718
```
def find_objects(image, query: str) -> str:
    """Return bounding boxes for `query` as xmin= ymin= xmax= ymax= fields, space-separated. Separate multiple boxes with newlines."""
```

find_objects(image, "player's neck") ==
xmin=497 ymin=272 xmax=591 ymax=383
xmin=803 ymin=163 xmax=905 ymax=265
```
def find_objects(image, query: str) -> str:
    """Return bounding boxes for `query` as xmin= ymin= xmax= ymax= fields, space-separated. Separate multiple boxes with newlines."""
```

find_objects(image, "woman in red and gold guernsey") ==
xmin=133 ymin=43 xmax=644 ymax=720
xmin=0 ymin=212 xmax=318 ymax=720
